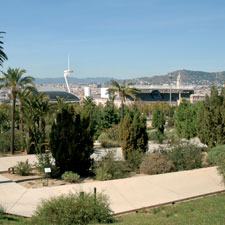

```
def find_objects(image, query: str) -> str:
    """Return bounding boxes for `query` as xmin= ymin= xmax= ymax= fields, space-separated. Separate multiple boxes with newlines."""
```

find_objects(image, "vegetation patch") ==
xmin=14 ymin=160 xmax=33 ymax=176
xmin=30 ymin=192 xmax=113 ymax=225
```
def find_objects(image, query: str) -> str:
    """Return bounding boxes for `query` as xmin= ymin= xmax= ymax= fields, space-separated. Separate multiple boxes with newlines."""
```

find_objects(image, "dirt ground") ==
xmin=2 ymin=170 xmax=95 ymax=189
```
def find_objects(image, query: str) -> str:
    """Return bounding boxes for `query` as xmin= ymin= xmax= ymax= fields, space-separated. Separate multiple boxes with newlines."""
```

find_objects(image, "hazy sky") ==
xmin=1 ymin=0 xmax=225 ymax=78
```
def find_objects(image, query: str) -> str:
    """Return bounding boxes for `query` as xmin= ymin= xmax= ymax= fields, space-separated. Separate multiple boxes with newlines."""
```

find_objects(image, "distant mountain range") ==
xmin=34 ymin=70 xmax=225 ymax=85
xmin=129 ymin=70 xmax=225 ymax=85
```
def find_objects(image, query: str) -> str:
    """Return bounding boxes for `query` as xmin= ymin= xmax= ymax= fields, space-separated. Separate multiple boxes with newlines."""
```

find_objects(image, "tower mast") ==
xmin=64 ymin=55 xmax=73 ymax=93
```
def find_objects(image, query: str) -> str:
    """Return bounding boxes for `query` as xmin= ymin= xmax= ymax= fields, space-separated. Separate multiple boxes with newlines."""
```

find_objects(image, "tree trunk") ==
xmin=11 ymin=93 xmax=16 ymax=155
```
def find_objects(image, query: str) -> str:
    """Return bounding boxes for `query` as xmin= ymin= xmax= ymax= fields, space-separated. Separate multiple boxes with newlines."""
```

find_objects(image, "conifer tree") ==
xmin=50 ymin=108 xmax=94 ymax=175
xmin=152 ymin=107 xmax=165 ymax=134
xmin=102 ymin=100 xmax=120 ymax=128
xmin=174 ymin=99 xmax=199 ymax=139
xmin=196 ymin=86 xmax=225 ymax=148
xmin=119 ymin=111 xmax=148 ymax=159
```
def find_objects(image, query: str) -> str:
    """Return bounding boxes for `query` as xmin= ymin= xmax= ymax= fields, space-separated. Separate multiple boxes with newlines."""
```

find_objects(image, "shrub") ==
xmin=98 ymin=125 xmax=120 ymax=148
xmin=140 ymin=153 xmax=175 ymax=175
xmin=206 ymin=145 xmax=225 ymax=166
xmin=0 ymin=130 xmax=21 ymax=154
xmin=35 ymin=152 xmax=52 ymax=175
xmin=164 ymin=143 xmax=203 ymax=171
xmin=126 ymin=151 xmax=145 ymax=173
xmin=30 ymin=192 xmax=113 ymax=225
xmin=14 ymin=159 xmax=32 ymax=176
xmin=62 ymin=171 xmax=80 ymax=183
xmin=35 ymin=152 xmax=60 ymax=178
xmin=0 ymin=204 xmax=5 ymax=219
xmin=148 ymin=130 xmax=167 ymax=144
xmin=217 ymin=153 xmax=225 ymax=185
xmin=94 ymin=151 xmax=129 ymax=181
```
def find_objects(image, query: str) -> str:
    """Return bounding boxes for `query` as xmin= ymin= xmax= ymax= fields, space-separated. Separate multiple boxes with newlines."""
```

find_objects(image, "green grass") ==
xmin=0 ymin=214 xmax=27 ymax=225
xmin=98 ymin=192 xmax=225 ymax=225
xmin=1 ymin=193 xmax=225 ymax=225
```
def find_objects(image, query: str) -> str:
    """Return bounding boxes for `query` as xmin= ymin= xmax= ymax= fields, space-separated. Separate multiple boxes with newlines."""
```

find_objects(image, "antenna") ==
xmin=64 ymin=55 xmax=73 ymax=93
xmin=68 ymin=55 xmax=70 ymax=70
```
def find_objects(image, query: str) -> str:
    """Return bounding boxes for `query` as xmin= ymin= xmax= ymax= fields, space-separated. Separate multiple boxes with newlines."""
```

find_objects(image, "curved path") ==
xmin=0 ymin=155 xmax=224 ymax=217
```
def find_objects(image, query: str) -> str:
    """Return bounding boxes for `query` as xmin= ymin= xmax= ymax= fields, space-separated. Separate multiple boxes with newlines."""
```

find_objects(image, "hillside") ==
xmin=131 ymin=70 xmax=225 ymax=85
xmin=34 ymin=70 xmax=225 ymax=85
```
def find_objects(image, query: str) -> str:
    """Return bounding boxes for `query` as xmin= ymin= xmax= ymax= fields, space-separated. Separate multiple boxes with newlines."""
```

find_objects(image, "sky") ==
xmin=1 ymin=0 xmax=225 ymax=79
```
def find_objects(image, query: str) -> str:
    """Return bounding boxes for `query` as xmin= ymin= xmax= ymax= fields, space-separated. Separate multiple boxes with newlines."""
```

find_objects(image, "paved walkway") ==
xmin=0 ymin=155 xmax=224 ymax=217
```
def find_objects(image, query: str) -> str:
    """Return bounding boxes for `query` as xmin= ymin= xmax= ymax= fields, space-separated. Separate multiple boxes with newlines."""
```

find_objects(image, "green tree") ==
xmin=17 ymin=87 xmax=36 ymax=151
xmin=0 ymin=103 xmax=11 ymax=132
xmin=152 ymin=107 xmax=165 ymax=134
xmin=102 ymin=100 xmax=120 ymax=128
xmin=0 ymin=32 xmax=7 ymax=67
xmin=119 ymin=111 xmax=148 ymax=159
xmin=108 ymin=80 xmax=141 ymax=119
xmin=174 ymin=99 xmax=199 ymax=139
xmin=23 ymin=92 xmax=51 ymax=153
xmin=50 ymin=108 xmax=94 ymax=175
xmin=196 ymin=86 xmax=225 ymax=148
xmin=0 ymin=68 xmax=34 ymax=154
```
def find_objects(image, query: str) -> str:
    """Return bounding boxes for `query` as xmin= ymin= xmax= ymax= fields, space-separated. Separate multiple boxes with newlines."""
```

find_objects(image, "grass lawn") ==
xmin=1 ymin=193 xmax=225 ymax=225
xmin=0 ymin=214 xmax=27 ymax=225
xmin=100 ymin=192 xmax=225 ymax=225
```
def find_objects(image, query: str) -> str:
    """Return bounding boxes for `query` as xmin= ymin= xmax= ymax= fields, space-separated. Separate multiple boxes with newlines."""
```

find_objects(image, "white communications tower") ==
xmin=64 ymin=55 xmax=73 ymax=93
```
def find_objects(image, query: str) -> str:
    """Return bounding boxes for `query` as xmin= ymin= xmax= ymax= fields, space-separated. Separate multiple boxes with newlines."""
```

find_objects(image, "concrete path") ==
xmin=0 ymin=155 xmax=38 ymax=173
xmin=0 ymin=161 xmax=224 ymax=217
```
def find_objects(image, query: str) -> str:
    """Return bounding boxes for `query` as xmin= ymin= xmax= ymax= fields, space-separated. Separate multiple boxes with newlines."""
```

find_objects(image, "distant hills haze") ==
xmin=34 ymin=69 xmax=225 ymax=85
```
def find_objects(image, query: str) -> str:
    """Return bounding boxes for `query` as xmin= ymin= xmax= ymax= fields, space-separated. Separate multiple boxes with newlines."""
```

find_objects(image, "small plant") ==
xmin=206 ymin=145 xmax=225 ymax=166
xmin=62 ymin=171 xmax=80 ymax=183
xmin=35 ymin=152 xmax=60 ymax=178
xmin=14 ymin=159 xmax=32 ymax=176
xmin=94 ymin=151 xmax=129 ymax=181
xmin=148 ymin=130 xmax=167 ymax=144
xmin=0 ymin=130 xmax=22 ymax=154
xmin=98 ymin=125 xmax=120 ymax=148
xmin=164 ymin=142 xmax=203 ymax=171
xmin=0 ymin=204 xmax=5 ymax=219
xmin=217 ymin=154 xmax=225 ymax=185
xmin=140 ymin=152 xmax=175 ymax=175
xmin=95 ymin=167 xmax=112 ymax=181
xmin=30 ymin=192 xmax=114 ymax=225
xmin=126 ymin=151 xmax=145 ymax=173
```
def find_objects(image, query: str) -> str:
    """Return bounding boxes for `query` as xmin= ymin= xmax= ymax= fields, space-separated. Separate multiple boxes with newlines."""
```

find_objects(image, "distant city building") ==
xmin=84 ymin=87 xmax=91 ymax=97
xmin=190 ymin=93 xmax=206 ymax=104
xmin=39 ymin=91 xmax=80 ymax=103
xmin=100 ymin=88 xmax=109 ymax=99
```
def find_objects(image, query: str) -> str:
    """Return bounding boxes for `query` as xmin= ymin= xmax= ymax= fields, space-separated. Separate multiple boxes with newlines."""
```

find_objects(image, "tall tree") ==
xmin=174 ymin=99 xmax=199 ymax=139
xmin=196 ymin=86 xmax=225 ymax=148
xmin=119 ymin=111 xmax=148 ymax=159
xmin=108 ymin=80 xmax=141 ymax=119
xmin=0 ymin=32 xmax=7 ymax=67
xmin=102 ymin=100 xmax=120 ymax=128
xmin=23 ymin=92 xmax=51 ymax=153
xmin=0 ymin=68 xmax=35 ymax=154
xmin=50 ymin=108 xmax=94 ymax=175
xmin=17 ymin=87 xmax=37 ymax=151
xmin=152 ymin=107 xmax=165 ymax=134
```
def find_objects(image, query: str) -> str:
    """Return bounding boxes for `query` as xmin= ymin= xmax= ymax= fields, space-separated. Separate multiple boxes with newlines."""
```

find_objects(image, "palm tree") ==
xmin=0 ymin=32 xmax=8 ymax=67
xmin=18 ymin=87 xmax=37 ymax=151
xmin=82 ymin=96 xmax=96 ymax=107
xmin=22 ymin=92 xmax=51 ymax=154
xmin=108 ymin=80 xmax=141 ymax=119
xmin=0 ymin=68 xmax=35 ymax=154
